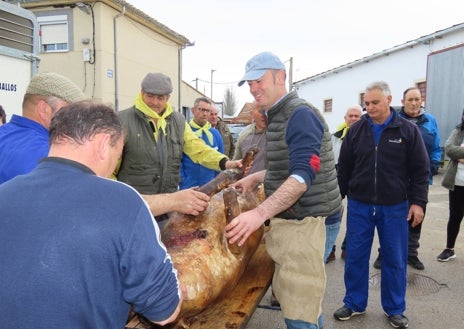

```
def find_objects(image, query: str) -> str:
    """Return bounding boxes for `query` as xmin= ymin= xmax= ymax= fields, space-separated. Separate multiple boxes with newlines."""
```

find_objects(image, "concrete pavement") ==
xmin=246 ymin=172 xmax=464 ymax=329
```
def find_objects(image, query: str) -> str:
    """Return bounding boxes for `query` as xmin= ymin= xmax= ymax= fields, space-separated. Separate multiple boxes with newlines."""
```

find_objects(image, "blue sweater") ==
xmin=0 ymin=158 xmax=180 ymax=328
xmin=0 ymin=114 xmax=50 ymax=184
xmin=179 ymin=125 xmax=224 ymax=189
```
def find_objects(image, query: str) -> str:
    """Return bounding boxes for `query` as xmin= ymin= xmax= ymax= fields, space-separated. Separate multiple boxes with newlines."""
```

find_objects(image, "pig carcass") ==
xmin=163 ymin=185 xmax=265 ymax=327
xmin=136 ymin=148 xmax=266 ymax=328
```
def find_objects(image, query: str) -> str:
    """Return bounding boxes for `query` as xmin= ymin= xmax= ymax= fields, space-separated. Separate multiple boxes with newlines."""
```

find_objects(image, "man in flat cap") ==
xmin=225 ymin=52 xmax=342 ymax=329
xmin=0 ymin=72 xmax=86 ymax=184
xmin=115 ymin=72 xmax=242 ymax=219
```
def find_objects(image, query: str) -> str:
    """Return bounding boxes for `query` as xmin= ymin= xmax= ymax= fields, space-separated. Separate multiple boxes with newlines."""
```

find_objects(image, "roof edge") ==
xmin=295 ymin=22 xmax=464 ymax=85
xmin=18 ymin=0 xmax=191 ymax=46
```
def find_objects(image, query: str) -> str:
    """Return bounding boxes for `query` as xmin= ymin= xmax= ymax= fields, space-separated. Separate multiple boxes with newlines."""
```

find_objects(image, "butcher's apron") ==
xmin=265 ymin=216 xmax=326 ymax=324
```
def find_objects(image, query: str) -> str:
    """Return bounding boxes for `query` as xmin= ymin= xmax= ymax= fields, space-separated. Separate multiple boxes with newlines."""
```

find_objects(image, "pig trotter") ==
xmin=223 ymin=188 xmax=242 ymax=255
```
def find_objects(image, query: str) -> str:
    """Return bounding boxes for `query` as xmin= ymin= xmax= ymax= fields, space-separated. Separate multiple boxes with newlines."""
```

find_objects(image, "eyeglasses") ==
xmin=196 ymin=107 xmax=211 ymax=113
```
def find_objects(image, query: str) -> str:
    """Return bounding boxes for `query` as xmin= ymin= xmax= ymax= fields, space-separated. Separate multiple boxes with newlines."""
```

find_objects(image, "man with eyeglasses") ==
xmin=179 ymin=97 xmax=225 ymax=189
xmin=0 ymin=72 xmax=86 ymax=184
xmin=115 ymin=73 xmax=242 ymax=220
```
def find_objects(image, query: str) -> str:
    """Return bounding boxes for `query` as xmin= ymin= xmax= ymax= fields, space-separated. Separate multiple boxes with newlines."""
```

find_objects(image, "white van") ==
xmin=0 ymin=1 xmax=39 ymax=120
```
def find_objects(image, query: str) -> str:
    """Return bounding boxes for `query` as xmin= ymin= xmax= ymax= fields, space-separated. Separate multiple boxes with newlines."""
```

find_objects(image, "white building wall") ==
xmin=294 ymin=25 xmax=464 ymax=132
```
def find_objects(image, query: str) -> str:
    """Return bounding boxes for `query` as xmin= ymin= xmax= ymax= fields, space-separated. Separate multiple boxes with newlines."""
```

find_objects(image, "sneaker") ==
xmin=373 ymin=253 xmax=381 ymax=269
xmin=385 ymin=313 xmax=409 ymax=328
xmin=408 ymin=255 xmax=425 ymax=270
xmin=437 ymin=248 xmax=456 ymax=262
xmin=333 ymin=306 xmax=365 ymax=321
xmin=326 ymin=250 xmax=336 ymax=263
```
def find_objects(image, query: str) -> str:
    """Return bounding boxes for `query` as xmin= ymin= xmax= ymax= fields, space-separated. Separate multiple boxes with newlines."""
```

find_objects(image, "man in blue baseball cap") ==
xmin=226 ymin=51 xmax=342 ymax=329
xmin=238 ymin=51 xmax=286 ymax=86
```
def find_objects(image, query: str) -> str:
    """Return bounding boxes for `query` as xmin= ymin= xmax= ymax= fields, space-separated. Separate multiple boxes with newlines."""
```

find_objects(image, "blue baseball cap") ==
xmin=238 ymin=52 xmax=286 ymax=86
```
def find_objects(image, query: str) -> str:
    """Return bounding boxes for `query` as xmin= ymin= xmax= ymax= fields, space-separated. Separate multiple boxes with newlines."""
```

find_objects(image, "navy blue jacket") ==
xmin=337 ymin=108 xmax=429 ymax=209
xmin=0 ymin=158 xmax=180 ymax=328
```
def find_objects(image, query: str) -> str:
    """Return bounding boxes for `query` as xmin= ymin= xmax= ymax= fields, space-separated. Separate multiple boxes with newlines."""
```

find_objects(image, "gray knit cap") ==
xmin=26 ymin=72 xmax=86 ymax=103
xmin=141 ymin=72 xmax=173 ymax=95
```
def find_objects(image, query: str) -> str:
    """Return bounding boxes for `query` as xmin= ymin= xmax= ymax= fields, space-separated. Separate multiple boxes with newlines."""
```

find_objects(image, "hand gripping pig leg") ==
xmin=223 ymin=187 xmax=242 ymax=256
xmin=198 ymin=147 xmax=259 ymax=197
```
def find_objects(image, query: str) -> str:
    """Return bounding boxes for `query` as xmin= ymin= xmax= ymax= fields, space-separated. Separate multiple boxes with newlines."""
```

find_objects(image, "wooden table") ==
xmin=126 ymin=241 xmax=274 ymax=329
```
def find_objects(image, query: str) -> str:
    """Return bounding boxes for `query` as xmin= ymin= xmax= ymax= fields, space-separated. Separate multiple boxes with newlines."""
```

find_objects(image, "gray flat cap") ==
xmin=141 ymin=72 xmax=173 ymax=95
xmin=26 ymin=72 xmax=86 ymax=103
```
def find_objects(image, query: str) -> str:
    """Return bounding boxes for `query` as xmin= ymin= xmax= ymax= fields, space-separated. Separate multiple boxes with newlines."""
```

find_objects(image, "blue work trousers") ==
xmin=343 ymin=198 xmax=408 ymax=316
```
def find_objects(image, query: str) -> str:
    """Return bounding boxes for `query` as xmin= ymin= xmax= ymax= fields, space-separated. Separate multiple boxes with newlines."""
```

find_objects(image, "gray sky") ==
xmin=129 ymin=0 xmax=464 ymax=110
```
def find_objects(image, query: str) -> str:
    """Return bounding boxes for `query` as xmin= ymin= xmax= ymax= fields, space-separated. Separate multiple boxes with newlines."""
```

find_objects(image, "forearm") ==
xmin=183 ymin=124 xmax=226 ymax=170
xmin=246 ymin=170 xmax=266 ymax=186
xmin=446 ymin=145 xmax=464 ymax=160
xmin=142 ymin=194 xmax=178 ymax=216
xmin=255 ymin=176 xmax=306 ymax=220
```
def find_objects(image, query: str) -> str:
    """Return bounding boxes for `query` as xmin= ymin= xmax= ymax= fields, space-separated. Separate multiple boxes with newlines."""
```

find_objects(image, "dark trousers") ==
xmin=447 ymin=185 xmax=464 ymax=248
xmin=408 ymin=206 xmax=426 ymax=257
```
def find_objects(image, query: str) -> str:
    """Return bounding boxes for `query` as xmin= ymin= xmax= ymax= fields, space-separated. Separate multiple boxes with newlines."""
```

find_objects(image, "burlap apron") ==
xmin=265 ymin=216 xmax=326 ymax=324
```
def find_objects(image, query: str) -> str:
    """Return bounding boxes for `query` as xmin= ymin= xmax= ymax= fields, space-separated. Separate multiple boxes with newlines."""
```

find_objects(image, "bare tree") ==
xmin=223 ymin=87 xmax=236 ymax=116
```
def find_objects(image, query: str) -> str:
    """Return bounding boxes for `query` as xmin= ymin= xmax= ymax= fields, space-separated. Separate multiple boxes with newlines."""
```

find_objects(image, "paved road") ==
xmin=246 ymin=172 xmax=464 ymax=329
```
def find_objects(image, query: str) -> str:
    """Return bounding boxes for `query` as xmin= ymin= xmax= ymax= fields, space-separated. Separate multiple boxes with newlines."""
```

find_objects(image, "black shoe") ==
xmin=437 ymin=248 xmax=456 ymax=262
xmin=373 ymin=253 xmax=381 ymax=269
xmin=341 ymin=249 xmax=346 ymax=260
xmin=270 ymin=290 xmax=280 ymax=307
xmin=326 ymin=250 xmax=336 ymax=263
xmin=333 ymin=306 xmax=365 ymax=321
xmin=408 ymin=256 xmax=424 ymax=270
xmin=385 ymin=313 xmax=409 ymax=328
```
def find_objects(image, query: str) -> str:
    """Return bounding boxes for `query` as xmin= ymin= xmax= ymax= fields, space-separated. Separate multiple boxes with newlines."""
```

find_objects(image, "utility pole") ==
xmin=192 ymin=77 xmax=198 ymax=89
xmin=288 ymin=57 xmax=293 ymax=91
xmin=211 ymin=69 xmax=216 ymax=100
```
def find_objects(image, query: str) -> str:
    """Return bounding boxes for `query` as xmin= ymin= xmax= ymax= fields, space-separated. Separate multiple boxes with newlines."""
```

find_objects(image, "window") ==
xmin=416 ymin=81 xmax=427 ymax=106
xmin=181 ymin=106 xmax=190 ymax=120
xmin=323 ymin=98 xmax=333 ymax=113
xmin=359 ymin=92 xmax=365 ymax=108
xmin=37 ymin=15 xmax=68 ymax=52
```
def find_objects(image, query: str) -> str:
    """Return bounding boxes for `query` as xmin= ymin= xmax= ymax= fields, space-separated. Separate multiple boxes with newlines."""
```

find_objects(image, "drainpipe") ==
xmin=178 ymin=46 xmax=182 ymax=111
xmin=178 ymin=42 xmax=195 ymax=113
xmin=113 ymin=5 xmax=125 ymax=111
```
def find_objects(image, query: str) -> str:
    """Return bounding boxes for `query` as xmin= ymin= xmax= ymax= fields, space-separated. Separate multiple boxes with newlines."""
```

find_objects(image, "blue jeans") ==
xmin=324 ymin=221 xmax=341 ymax=262
xmin=285 ymin=315 xmax=324 ymax=329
